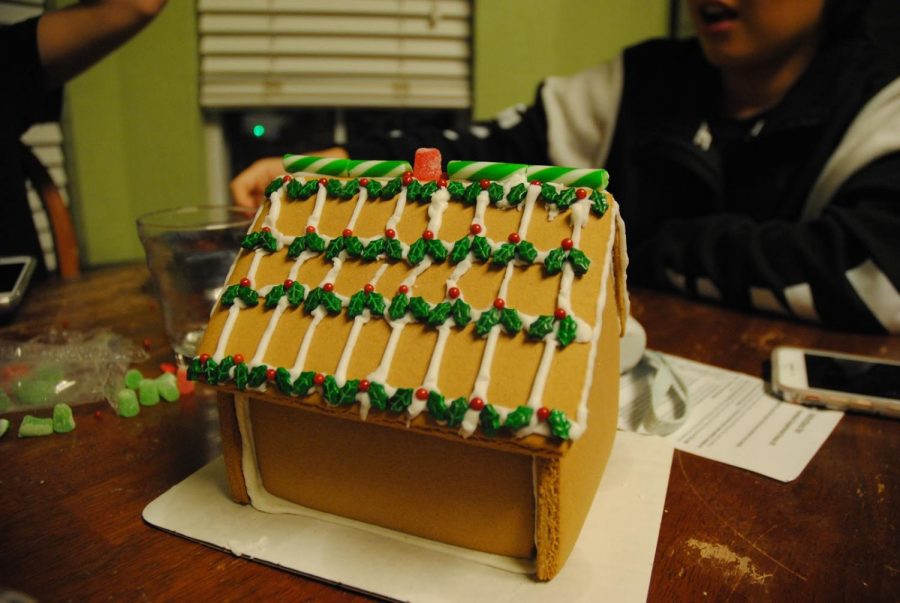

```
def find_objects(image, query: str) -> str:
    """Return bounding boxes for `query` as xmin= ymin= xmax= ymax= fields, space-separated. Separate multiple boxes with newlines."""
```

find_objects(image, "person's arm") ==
xmin=37 ymin=0 xmax=168 ymax=89
xmin=632 ymin=152 xmax=900 ymax=333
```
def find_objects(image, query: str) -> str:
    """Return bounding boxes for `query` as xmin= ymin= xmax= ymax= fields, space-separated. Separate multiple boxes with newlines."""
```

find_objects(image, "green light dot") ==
xmin=252 ymin=124 xmax=266 ymax=137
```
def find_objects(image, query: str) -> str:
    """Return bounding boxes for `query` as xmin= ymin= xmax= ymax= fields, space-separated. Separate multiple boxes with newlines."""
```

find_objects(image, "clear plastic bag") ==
xmin=0 ymin=329 xmax=148 ymax=414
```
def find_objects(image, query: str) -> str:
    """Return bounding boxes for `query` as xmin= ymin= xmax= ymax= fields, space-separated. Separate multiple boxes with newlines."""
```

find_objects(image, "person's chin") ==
xmin=697 ymin=37 xmax=754 ymax=69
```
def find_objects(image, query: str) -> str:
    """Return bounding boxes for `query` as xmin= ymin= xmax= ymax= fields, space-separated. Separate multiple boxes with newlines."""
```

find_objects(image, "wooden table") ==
xmin=0 ymin=265 xmax=897 ymax=601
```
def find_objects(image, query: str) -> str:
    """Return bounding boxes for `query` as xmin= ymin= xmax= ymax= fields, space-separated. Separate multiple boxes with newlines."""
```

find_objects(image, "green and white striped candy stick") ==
xmin=282 ymin=154 xmax=349 ymax=176
xmin=346 ymin=159 xmax=412 ymax=178
xmin=446 ymin=161 xmax=527 ymax=182
xmin=526 ymin=165 xmax=609 ymax=189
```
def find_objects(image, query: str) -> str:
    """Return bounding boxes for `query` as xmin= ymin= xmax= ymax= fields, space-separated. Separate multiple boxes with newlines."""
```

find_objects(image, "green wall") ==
xmin=473 ymin=0 xmax=669 ymax=119
xmin=64 ymin=1 xmax=207 ymax=266
xmin=61 ymin=0 xmax=665 ymax=264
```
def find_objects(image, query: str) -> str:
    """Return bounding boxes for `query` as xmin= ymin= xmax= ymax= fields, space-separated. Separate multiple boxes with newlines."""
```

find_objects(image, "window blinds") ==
xmin=197 ymin=0 xmax=472 ymax=108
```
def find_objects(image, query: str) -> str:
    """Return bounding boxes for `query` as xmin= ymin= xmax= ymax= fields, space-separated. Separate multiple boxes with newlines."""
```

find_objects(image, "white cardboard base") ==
xmin=143 ymin=431 xmax=673 ymax=602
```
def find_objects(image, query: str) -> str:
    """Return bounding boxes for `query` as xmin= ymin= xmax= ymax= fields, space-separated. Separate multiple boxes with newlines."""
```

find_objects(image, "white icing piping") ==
xmin=333 ymin=263 xmax=390 ymax=386
xmin=568 ymin=201 xmax=620 ymax=440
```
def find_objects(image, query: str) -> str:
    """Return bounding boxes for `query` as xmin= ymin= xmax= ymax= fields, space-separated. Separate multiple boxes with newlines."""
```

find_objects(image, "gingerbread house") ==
xmin=190 ymin=149 xmax=629 ymax=580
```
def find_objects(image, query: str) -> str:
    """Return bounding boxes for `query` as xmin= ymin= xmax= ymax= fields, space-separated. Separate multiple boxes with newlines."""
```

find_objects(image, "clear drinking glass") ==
xmin=137 ymin=206 xmax=253 ymax=361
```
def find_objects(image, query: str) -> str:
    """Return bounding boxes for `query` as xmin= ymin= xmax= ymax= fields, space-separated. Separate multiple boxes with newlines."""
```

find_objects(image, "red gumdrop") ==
xmin=413 ymin=148 xmax=443 ymax=181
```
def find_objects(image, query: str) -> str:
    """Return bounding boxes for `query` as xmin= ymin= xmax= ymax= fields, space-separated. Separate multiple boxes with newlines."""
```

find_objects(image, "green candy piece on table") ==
xmin=14 ymin=378 xmax=57 ymax=405
xmin=117 ymin=389 xmax=140 ymax=417
xmin=18 ymin=415 xmax=54 ymax=438
xmin=139 ymin=379 xmax=160 ymax=406
xmin=0 ymin=418 xmax=9 ymax=438
xmin=156 ymin=374 xmax=180 ymax=402
xmin=124 ymin=368 xmax=144 ymax=390
xmin=52 ymin=403 xmax=76 ymax=433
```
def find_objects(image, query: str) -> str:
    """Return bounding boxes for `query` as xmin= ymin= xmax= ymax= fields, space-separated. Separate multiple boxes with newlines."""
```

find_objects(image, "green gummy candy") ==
xmin=124 ymin=369 xmax=144 ymax=390
xmin=0 ymin=418 xmax=9 ymax=438
xmin=14 ymin=378 xmax=57 ymax=405
xmin=157 ymin=378 xmax=180 ymax=402
xmin=117 ymin=389 xmax=140 ymax=418
xmin=139 ymin=379 xmax=160 ymax=406
xmin=52 ymin=403 xmax=76 ymax=433
xmin=18 ymin=415 xmax=54 ymax=438
xmin=156 ymin=372 xmax=177 ymax=387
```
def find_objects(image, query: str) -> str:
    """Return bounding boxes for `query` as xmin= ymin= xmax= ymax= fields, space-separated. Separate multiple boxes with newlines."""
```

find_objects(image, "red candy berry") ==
xmin=402 ymin=171 xmax=414 ymax=186
xmin=448 ymin=287 xmax=460 ymax=299
xmin=364 ymin=283 xmax=375 ymax=294
xmin=358 ymin=379 xmax=371 ymax=393
xmin=359 ymin=178 xmax=369 ymax=187
xmin=437 ymin=177 xmax=448 ymax=188
xmin=199 ymin=353 xmax=210 ymax=364
xmin=282 ymin=174 xmax=292 ymax=183
xmin=323 ymin=283 xmax=334 ymax=293
xmin=284 ymin=279 xmax=294 ymax=289
xmin=266 ymin=368 xmax=276 ymax=381
xmin=415 ymin=388 xmax=429 ymax=401
xmin=160 ymin=362 xmax=177 ymax=374
xmin=530 ymin=179 xmax=542 ymax=186
xmin=385 ymin=228 xmax=396 ymax=239
xmin=306 ymin=225 xmax=316 ymax=234
xmin=313 ymin=373 xmax=325 ymax=386
xmin=318 ymin=177 xmax=328 ymax=186
xmin=94 ymin=410 xmax=102 ymax=418
xmin=469 ymin=397 xmax=485 ymax=411
xmin=575 ymin=188 xmax=588 ymax=200
xmin=422 ymin=230 xmax=434 ymax=241
xmin=398 ymin=284 xmax=409 ymax=294
xmin=508 ymin=232 xmax=521 ymax=244
xmin=493 ymin=298 xmax=506 ymax=310
xmin=261 ymin=226 xmax=271 ymax=233
xmin=479 ymin=179 xmax=490 ymax=190
xmin=537 ymin=407 xmax=551 ymax=421
xmin=554 ymin=307 xmax=567 ymax=320
xmin=342 ymin=228 xmax=353 ymax=238
xmin=561 ymin=238 xmax=574 ymax=250
xmin=470 ymin=223 xmax=482 ymax=235
xmin=232 ymin=353 xmax=244 ymax=364
xmin=240 ymin=277 xmax=251 ymax=287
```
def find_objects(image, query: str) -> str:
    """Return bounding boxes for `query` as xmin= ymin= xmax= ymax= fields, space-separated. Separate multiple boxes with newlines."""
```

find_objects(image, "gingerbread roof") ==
xmin=192 ymin=151 xmax=628 ymax=457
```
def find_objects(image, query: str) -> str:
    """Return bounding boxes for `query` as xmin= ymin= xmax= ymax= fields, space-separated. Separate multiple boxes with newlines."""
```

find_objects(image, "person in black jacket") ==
xmin=1 ymin=0 xmax=167 ymax=276
xmin=231 ymin=0 xmax=900 ymax=333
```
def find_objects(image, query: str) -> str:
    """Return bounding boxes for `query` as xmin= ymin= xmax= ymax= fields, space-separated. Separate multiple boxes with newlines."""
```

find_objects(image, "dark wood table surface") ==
xmin=0 ymin=264 xmax=897 ymax=601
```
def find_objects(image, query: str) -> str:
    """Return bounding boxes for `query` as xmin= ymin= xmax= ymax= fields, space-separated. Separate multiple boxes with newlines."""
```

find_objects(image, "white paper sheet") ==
xmin=619 ymin=353 xmax=843 ymax=482
xmin=143 ymin=431 xmax=673 ymax=602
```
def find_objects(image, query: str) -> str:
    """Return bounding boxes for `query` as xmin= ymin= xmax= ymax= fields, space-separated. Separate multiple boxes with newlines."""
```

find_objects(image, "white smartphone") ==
xmin=771 ymin=346 xmax=900 ymax=419
xmin=0 ymin=255 xmax=37 ymax=314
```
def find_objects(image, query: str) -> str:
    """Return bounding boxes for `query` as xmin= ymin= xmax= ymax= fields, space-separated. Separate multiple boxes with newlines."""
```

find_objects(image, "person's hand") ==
xmin=229 ymin=157 xmax=284 ymax=208
xmin=230 ymin=147 xmax=349 ymax=208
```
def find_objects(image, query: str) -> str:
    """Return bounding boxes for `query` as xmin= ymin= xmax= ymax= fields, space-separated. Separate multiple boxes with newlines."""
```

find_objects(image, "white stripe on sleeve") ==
xmin=541 ymin=55 xmax=624 ymax=169
xmin=783 ymin=282 xmax=821 ymax=323
xmin=750 ymin=287 xmax=789 ymax=316
xmin=846 ymin=259 xmax=900 ymax=333
xmin=695 ymin=277 xmax=722 ymax=300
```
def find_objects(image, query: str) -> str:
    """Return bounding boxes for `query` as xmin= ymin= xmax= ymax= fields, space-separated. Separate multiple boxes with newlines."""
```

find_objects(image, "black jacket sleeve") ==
xmin=633 ymin=151 xmax=900 ymax=333
xmin=345 ymin=90 xmax=551 ymax=167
